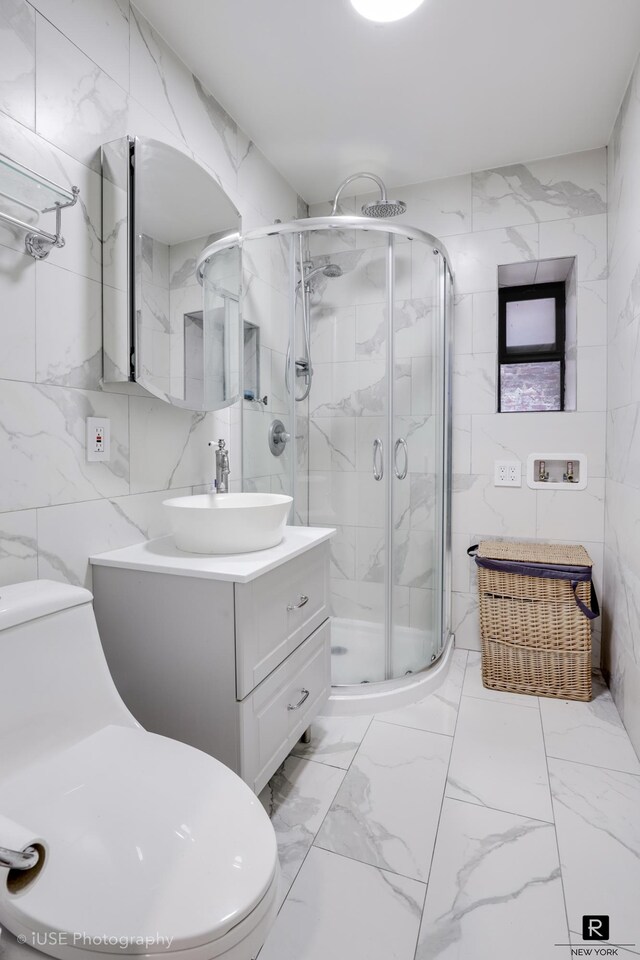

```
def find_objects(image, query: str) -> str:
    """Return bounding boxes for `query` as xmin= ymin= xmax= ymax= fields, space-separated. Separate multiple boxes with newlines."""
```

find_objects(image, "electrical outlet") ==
xmin=494 ymin=460 xmax=521 ymax=487
xmin=86 ymin=417 xmax=110 ymax=462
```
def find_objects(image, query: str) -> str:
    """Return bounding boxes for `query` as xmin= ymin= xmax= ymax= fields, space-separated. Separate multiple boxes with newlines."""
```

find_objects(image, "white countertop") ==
xmin=90 ymin=526 xmax=335 ymax=583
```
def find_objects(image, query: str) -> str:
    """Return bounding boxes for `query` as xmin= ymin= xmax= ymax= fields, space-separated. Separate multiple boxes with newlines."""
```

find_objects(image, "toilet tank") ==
xmin=0 ymin=580 xmax=138 ymax=778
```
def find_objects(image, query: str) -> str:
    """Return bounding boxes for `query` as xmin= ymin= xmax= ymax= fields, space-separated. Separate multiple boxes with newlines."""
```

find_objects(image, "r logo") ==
xmin=582 ymin=916 xmax=609 ymax=941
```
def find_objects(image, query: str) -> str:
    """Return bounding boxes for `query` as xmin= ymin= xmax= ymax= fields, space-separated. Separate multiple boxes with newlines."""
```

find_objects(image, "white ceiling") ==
xmin=133 ymin=0 xmax=640 ymax=204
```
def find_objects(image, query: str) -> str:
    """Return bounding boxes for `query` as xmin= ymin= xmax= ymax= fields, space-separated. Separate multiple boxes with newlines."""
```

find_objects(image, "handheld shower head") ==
xmin=331 ymin=171 xmax=406 ymax=219
xmin=297 ymin=262 xmax=343 ymax=287
xmin=321 ymin=263 xmax=343 ymax=278
xmin=288 ymin=255 xmax=343 ymax=403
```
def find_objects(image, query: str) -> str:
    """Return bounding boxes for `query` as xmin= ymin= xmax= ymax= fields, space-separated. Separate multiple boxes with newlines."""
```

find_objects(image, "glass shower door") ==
xmin=301 ymin=227 xmax=390 ymax=684
xmin=390 ymin=240 xmax=442 ymax=675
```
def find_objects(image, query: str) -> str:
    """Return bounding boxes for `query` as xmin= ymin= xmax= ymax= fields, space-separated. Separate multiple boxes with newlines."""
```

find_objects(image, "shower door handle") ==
xmin=372 ymin=438 xmax=384 ymax=481
xmin=394 ymin=438 xmax=408 ymax=480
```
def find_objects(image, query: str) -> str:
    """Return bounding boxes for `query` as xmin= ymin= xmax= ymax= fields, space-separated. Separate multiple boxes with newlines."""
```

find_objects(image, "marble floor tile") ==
xmin=416 ymin=799 xmax=569 ymax=960
xmin=377 ymin=648 xmax=468 ymax=737
xmin=258 ymin=846 xmax=425 ymax=960
xmin=446 ymin=697 xmax=554 ymax=822
xmin=540 ymin=674 xmax=640 ymax=775
xmin=315 ymin=720 xmax=451 ymax=881
xmin=549 ymin=757 xmax=640 ymax=948
xmin=462 ymin=651 xmax=539 ymax=709
xmin=291 ymin=714 xmax=373 ymax=769
xmin=258 ymin=755 xmax=345 ymax=907
xmin=271 ymin=649 xmax=640 ymax=955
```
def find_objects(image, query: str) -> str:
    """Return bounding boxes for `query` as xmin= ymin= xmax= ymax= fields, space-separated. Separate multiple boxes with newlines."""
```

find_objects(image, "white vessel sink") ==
xmin=163 ymin=493 xmax=293 ymax=555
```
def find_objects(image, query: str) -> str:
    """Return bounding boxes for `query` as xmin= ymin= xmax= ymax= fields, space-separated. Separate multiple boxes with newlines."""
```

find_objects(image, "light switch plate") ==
xmin=494 ymin=460 xmax=521 ymax=487
xmin=86 ymin=417 xmax=110 ymax=462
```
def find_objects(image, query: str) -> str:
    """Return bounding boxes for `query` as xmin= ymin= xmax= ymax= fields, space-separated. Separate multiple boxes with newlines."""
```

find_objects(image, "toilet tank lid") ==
xmin=0 ymin=580 xmax=92 ymax=631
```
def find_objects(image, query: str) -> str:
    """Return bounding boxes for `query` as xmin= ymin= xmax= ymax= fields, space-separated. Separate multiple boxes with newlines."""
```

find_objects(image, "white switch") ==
xmin=494 ymin=460 xmax=521 ymax=487
xmin=86 ymin=417 xmax=110 ymax=462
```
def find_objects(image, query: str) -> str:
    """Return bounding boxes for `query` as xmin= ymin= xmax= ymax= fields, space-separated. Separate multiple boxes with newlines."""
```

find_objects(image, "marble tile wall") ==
xmin=0 ymin=0 xmax=302 ymax=590
xmin=240 ymin=231 xmax=300 ymax=502
xmin=311 ymin=148 xmax=608 ymax=662
xmin=603 ymin=50 xmax=640 ymax=758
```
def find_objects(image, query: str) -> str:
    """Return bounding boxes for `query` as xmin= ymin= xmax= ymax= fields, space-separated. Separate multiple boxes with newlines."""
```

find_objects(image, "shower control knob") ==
xmin=268 ymin=419 xmax=291 ymax=457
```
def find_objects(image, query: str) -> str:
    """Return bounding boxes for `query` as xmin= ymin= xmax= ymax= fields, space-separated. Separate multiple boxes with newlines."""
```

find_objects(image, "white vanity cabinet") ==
xmin=90 ymin=527 xmax=333 ymax=794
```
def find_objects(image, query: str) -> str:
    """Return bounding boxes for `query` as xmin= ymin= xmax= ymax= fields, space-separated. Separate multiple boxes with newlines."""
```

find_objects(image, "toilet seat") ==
xmin=0 ymin=725 xmax=279 ymax=960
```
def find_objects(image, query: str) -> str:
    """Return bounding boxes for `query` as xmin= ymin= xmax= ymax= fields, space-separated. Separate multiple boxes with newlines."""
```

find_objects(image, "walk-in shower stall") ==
xmin=198 ymin=215 xmax=453 ymax=708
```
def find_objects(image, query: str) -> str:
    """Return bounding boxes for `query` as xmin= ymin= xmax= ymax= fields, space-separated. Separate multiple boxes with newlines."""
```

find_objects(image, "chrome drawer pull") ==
xmin=287 ymin=594 xmax=309 ymax=611
xmin=287 ymin=688 xmax=310 ymax=711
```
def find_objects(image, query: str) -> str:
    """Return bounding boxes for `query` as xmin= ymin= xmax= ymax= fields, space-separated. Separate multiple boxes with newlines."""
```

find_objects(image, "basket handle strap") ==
xmin=467 ymin=544 xmax=479 ymax=557
xmin=572 ymin=580 xmax=600 ymax=620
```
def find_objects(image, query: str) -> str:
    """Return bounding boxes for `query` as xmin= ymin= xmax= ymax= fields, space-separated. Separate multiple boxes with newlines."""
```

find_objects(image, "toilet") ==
xmin=0 ymin=581 xmax=279 ymax=960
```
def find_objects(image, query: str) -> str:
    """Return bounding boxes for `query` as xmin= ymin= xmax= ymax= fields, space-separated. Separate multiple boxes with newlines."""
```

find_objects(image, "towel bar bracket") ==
xmin=0 ymin=150 xmax=80 ymax=260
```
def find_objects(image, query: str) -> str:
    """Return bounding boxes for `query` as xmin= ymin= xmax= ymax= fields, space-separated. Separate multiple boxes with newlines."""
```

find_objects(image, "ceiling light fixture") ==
xmin=350 ymin=0 xmax=426 ymax=23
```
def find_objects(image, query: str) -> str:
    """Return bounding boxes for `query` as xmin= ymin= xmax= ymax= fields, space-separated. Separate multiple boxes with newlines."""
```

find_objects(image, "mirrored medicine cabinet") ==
xmin=101 ymin=136 xmax=242 ymax=411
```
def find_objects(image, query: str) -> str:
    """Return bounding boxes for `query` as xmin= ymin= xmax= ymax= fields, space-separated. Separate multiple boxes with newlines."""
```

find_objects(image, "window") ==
xmin=498 ymin=281 xmax=566 ymax=413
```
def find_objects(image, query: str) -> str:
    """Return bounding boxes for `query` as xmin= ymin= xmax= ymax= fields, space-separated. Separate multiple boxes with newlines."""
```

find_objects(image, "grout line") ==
xmin=34 ymin=504 xmax=40 ymax=579
xmin=460 ymin=689 xmax=540 ymax=709
xmin=303 ymin=714 xmax=375 ymax=844
xmin=445 ymin=793 xmax=555 ymax=826
xmin=288 ymin=751 xmax=351 ymax=773
xmin=32 ymin=0 xmax=38 ymax=134
xmin=544 ymin=752 xmax=640 ymax=779
xmin=264 ymin=751 xmax=346 ymax=919
xmin=409 ymin=876 xmax=429 ymax=960
xmin=410 ymin=651 xmax=467 ymax=960
xmin=538 ymin=694 xmax=573 ymax=950
xmin=31 ymin=4 xmax=130 ymax=95
xmin=376 ymin=716 xmax=455 ymax=737
xmin=271 ymin=715 xmax=375 ymax=920
xmin=312 ymin=838 xmax=428 ymax=889
xmin=536 ymin=698 xmax=556 ymax=821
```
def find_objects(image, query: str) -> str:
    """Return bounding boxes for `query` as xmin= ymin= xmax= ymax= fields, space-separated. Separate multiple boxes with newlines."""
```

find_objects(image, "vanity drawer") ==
xmin=239 ymin=618 xmax=331 ymax=794
xmin=234 ymin=542 xmax=329 ymax=698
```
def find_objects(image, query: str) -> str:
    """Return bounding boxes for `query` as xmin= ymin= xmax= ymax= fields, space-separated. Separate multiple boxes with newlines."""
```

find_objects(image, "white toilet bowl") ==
xmin=0 ymin=581 xmax=279 ymax=960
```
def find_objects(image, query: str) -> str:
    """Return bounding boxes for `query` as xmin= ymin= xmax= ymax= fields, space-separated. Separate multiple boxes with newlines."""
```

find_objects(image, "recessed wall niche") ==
xmin=497 ymin=257 xmax=576 ymax=413
xmin=243 ymin=320 xmax=261 ymax=402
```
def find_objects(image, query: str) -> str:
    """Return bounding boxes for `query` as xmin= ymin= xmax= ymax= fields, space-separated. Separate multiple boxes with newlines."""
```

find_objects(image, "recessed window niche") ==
xmin=497 ymin=257 xmax=576 ymax=413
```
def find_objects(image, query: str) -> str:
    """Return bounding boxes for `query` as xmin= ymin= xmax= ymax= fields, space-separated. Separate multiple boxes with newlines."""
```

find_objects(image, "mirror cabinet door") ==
xmin=101 ymin=135 xmax=241 ymax=412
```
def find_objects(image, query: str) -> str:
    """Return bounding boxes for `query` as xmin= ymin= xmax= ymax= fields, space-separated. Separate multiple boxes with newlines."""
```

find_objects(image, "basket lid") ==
xmin=477 ymin=540 xmax=592 ymax=567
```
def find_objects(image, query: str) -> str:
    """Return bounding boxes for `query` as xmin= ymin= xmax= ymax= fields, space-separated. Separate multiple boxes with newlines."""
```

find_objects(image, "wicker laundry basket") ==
xmin=471 ymin=540 xmax=598 ymax=701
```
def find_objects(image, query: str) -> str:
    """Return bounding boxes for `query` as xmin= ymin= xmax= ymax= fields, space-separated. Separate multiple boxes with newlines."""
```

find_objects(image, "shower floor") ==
xmin=330 ymin=616 xmax=438 ymax=686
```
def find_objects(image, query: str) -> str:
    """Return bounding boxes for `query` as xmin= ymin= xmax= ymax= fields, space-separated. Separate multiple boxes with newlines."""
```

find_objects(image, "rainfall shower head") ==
xmin=361 ymin=198 xmax=407 ymax=218
xmin=331 ymin=171 xmax=406 ymax=219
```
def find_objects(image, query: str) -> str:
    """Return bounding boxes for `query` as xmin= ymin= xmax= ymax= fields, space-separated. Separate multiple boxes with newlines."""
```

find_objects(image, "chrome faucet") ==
xmin=209 ymin=439 xmax=230 ymax=493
